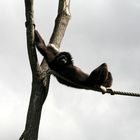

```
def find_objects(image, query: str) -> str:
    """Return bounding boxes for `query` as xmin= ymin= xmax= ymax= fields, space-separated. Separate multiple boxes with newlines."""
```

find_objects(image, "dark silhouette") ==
xmin=35 ymin=30 xmax=113 ymax=89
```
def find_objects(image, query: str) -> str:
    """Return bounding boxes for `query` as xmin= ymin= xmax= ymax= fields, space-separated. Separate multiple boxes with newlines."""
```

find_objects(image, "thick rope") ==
xmin=106 ymin=89 xmax=140 ymax=97
xmin=46 ymin=69 xmax=140 ymax=97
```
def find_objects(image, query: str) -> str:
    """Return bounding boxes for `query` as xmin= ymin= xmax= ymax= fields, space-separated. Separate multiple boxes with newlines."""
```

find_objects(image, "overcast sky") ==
xmin=0 ymin=0 xmax=140 ymax=140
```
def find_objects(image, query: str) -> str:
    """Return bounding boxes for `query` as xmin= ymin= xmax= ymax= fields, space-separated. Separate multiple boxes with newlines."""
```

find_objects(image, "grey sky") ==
xmin=0 ymin=0 xmax=140 ymax=140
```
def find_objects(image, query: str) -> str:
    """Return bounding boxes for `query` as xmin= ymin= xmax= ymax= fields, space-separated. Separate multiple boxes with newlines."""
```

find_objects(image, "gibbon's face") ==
xmin=56 ymin=54 xmax=68 ymax=65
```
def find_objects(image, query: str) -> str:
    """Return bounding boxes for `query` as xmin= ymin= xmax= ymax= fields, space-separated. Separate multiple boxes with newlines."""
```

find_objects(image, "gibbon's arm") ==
xmin=35 ymin=30 xmax=59 ymax=63
xmin=34 ymin=30 xmax=48 ymax=57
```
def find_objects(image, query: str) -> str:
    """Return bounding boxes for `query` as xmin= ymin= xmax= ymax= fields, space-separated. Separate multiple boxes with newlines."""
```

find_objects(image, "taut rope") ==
xmin=106 ymin=89 xmax=140 ymax=97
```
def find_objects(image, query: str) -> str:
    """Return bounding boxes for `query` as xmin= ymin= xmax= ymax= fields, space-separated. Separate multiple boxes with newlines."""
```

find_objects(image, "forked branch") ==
xmin=20 ymin=0 xmax=71 ymax=140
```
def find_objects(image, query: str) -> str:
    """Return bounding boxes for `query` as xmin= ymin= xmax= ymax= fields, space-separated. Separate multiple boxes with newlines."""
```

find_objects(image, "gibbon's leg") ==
xmin=87 ymin=63 xmax=108 ymax=86
xmin=102 ymin=72 xmax=113 ymax=88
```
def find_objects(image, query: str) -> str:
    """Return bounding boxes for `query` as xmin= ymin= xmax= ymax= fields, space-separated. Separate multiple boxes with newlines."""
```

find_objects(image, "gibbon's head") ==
xmin=49 ymin=51 xmax=73 ymax=70
xmin=55 ymin=52 xmax=73 ymax=66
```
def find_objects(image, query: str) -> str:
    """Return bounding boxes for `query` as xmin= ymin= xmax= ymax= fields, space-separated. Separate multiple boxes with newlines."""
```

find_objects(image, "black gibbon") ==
xmin=35 ymin=30 xmax=113 ymax=90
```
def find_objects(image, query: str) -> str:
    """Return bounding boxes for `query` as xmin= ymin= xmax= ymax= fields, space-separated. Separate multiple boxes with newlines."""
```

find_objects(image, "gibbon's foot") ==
xmin=100 ymin=85 xmax=107 ymax=94
xmin=106 ymin=88 xmax=114 ymax=95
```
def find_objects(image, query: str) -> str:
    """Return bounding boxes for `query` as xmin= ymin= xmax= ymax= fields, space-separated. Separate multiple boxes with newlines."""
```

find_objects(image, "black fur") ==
xmin=35 ymin=30 xmax=113 ymax=89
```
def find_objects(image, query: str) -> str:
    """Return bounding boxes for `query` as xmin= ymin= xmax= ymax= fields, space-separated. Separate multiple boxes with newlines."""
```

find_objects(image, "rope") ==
xmin=47 ymin=69 xmax=140 ymax=97
xmin=106 ymin=89 xmax=140 ymax=97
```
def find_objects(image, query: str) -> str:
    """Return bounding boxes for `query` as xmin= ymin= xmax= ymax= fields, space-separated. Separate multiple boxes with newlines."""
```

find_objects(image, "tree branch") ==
xmin=20 ymin=0 xmax=71 ymax=140
xmin=41 ymin=0 xmax=71 ymax=71
xmin=19 ymin=0 xmax=50 ymax=140
xmin=24 ymin=0 xmax=40 ymax=76
xmin=49 ymin=0 xmax=71 ymax=48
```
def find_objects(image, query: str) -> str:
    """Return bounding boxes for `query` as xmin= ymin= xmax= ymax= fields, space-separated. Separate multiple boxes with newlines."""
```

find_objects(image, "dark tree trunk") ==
xmin=19 ymin=0 xmax=71 ymax=140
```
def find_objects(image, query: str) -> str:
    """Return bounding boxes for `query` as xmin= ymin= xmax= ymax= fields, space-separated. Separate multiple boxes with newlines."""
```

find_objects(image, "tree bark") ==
xmin=19 ymin=0 xmax=71 ymax=140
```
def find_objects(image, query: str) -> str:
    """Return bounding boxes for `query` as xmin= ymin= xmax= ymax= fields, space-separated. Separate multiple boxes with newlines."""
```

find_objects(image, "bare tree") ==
xmin=20 ymin=0 xmax=140 ymax=139
xmin=19 ymin=0 xmax=71 ymax=140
